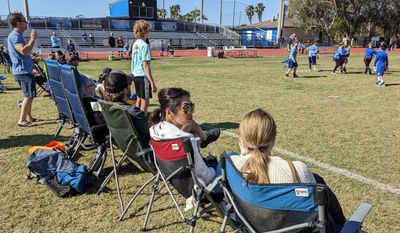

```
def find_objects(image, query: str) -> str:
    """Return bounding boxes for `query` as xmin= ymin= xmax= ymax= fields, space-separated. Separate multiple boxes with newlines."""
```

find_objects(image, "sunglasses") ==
xmin=181 ymin=102 xmax=195 ymax=114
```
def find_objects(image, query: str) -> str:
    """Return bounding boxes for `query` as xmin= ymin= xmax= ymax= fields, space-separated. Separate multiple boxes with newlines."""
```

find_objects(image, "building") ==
xmin=238 ymin=18 xmax=321 ymax=48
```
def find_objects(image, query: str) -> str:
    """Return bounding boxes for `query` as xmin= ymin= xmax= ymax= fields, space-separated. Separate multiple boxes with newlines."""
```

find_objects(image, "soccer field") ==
xmin=0 ymin=53 xmax=399 ymax=232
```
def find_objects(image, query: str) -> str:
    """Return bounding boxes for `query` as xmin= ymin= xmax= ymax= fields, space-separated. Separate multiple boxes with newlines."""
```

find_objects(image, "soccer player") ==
xmin=307 ymin=40 xmax=319 ymax=71
xmin=285 ymin=41 xmax=299 ymax=78
xmin=374 ymin=42 xmax=389 ymax=87
xmin=342 ymin=45 xmax=351 ymax=73
xmin=332 ymin=44 xmax=345 ymax=74
xmin=364 ymin=42 xmax=377 ymax=75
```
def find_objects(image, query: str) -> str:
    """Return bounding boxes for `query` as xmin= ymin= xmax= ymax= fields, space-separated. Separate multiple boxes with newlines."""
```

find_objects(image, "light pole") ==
xmin=219 ymin=0 xmax=222 ymax=26
xmin=276 ymin=0 xmax=285 ymax=44
xmin=23 ymin=0 xmax=30 ymax=20
xmin=232 ymin=0 xmax=236 ymax=28
xmin=200 ymin=0 xmax=204 ymax=23
xmin=7 ymin=0 xmax=11 ymax=14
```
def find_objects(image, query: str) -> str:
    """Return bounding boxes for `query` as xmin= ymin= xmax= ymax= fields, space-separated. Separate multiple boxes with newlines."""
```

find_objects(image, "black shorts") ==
xmin=133 ymin=76 xmax=152 ymax=99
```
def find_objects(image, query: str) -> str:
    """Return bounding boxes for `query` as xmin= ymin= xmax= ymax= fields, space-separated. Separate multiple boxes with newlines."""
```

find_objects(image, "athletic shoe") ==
xmin=293 ymin=74 xmax=299 ymax=78
xmin=331 ymin=72 xmax=337 ymax=75
xmin=308 ymin=69 xmax=312 ymax=72
xmin=200 ymin=128 xmax=220 ymax=148
xmin=285 ymin=74 xmax=289 ymax=78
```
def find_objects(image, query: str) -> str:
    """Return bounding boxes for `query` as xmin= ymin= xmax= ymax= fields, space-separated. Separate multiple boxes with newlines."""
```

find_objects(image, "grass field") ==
xmin=0 ymin=52 xmax=399 ymax=232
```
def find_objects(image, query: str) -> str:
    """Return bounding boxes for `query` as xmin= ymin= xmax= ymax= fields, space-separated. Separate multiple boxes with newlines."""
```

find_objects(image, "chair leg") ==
xmin=189 ymin=198 xmax=202 ymax=233
xmin=220 ymin=214 xmax=229 ymax=233
xmin=110 ymin=142 xmax=124 ymax=213
xmin=96 ymin=152 xmax=128 ymax=195
xmin=54 ymin=118 xmax=65 ymax=139
xmin=119 ymin=174 xmax=157 ymax=221
xmin=141 ymin=174 xmax=160 ymax=231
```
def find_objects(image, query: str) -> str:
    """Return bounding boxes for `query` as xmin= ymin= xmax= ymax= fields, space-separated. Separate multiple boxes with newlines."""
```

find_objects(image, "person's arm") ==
xmin=142 ymin=43 xmax=157 ymax=92
xmin=15 ymin=29 xmax=37 ymax=56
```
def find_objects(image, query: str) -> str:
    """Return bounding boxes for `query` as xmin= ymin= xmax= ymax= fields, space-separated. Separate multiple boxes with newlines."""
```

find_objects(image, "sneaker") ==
xmin=308 ymin=69 xmax=312 ymax=72
xmin=375 ymin=80 xmax=380 ymax=85
xmin=200 ymin=128 xmax=220 ymax=148
xmin=293 ymin=74 xmax=299 ymax=78
xmin=331 ymin=72 xmax=337 ymax=75
xmin=285 ymin=74 xmax=289 ymax=78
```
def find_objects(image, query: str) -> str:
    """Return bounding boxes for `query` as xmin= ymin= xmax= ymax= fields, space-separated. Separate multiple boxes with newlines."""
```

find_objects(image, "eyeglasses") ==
xmin=181 ymin=102 xmax=195 ymax=114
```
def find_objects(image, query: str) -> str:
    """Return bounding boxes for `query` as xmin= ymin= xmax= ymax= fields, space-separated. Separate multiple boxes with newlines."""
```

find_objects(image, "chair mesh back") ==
xmin=151 ymin=139 xmax=194 ymax=198
xmin=99 ymin=100 xmax=155 ymax=173
xmin=224 ymin=156 xmax=319 ymax=232
xmin=45 ymin=59 xmax=72 ymax=119
xmin=59 ymin=64 xmax=91 ymax=135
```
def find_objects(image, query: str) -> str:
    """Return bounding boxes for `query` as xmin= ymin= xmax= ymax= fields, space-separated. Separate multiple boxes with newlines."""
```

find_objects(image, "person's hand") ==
xmin=30 ymin=29 xmax=37 ymax=39
xmin=373 ymin=66 xmax=377 ymax=72
xmin=151 ymin=82 xmax=157 ymax=93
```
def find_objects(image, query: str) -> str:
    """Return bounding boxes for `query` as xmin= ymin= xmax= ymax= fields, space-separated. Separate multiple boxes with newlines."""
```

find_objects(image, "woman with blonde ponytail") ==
xmin=232 ymin=109 xmax=315 ymax=184
xmin=230 ymin=109 xmax=346 ymax=228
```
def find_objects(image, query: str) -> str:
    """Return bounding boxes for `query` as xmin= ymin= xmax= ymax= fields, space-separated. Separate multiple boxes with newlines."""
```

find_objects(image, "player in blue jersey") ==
xmin=285 ymin=41 xmax=299 ymax=78
xmin=307 ymin=40 xmax=319 ymax=71
xmin=332 ymin=44 xmax=345 ymax=74
xmin=364 ymin=42 xmax=377 ymax=75
xmin=342 ymin=45 xmax=350 ymax=73
xmin=373 ymin=42 xmax=389 ymax=87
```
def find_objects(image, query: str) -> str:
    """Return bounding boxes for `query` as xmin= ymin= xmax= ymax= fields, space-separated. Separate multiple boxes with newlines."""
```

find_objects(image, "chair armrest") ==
xmin=204 ymin=175 xmax=222 ymax=193
xmin=340 ymin=202 xmax=373 ymax=233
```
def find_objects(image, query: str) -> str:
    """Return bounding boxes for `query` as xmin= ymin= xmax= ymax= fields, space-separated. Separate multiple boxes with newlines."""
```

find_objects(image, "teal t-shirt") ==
xmin=131 ymin=39 xmax=151 ymax=77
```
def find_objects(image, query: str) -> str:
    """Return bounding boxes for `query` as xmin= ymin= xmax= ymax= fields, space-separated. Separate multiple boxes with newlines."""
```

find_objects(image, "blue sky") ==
xmin=0 ymin=0 xmax=280 ymax=26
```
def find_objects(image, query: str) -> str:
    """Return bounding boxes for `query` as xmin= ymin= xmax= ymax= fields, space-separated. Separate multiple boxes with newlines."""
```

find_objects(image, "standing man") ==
xmin=7 ymin=12 xmax=38 ymax=127
xmin=50 ymin=32 xmax=61 ymax=48
xmin=108 ymin=32 xmax=116 ymax=48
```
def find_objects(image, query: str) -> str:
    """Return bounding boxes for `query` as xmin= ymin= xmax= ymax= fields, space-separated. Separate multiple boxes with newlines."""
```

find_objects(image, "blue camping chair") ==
xmin=219 ymin=154 xmax=373 ymax=233
xmin=59 ymin=64 xmax=108 ymax=176
xmin=44 ymin=59 xmax=75 ymax=139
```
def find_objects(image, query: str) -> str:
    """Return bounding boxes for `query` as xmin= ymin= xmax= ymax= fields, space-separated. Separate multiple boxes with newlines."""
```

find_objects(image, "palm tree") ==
xmin=246 ymin=5 xmax=255 ymax=25
xmin=255 ymin=3 xmax=265 ymax=23
xmin=157 ymin=8 xmax=167 ymax=18
xmin=169 ymin=4 xmax=181 ymax=20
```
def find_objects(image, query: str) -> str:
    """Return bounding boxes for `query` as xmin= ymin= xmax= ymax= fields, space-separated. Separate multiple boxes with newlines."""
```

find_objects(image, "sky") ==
xmin=0 ymin=0 xmax=281 ymax=26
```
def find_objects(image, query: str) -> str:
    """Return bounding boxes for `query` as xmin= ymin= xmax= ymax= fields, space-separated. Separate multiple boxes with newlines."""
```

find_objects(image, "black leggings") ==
xmin=313 ymin=173 xmax=346 ymax=226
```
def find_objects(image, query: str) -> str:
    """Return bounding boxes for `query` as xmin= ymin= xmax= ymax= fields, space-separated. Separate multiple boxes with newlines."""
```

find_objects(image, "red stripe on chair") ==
xmin=150 ymin=139 xmax=187 ymax=161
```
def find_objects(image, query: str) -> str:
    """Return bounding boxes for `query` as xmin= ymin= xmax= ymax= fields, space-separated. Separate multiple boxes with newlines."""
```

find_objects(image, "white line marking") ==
xmin=221 ymin=130 xmax=400 ymax=195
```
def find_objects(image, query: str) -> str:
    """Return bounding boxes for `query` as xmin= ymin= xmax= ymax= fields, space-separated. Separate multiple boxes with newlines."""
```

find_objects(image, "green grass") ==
xmin=0 ymin=53 xmax=399 ymax=232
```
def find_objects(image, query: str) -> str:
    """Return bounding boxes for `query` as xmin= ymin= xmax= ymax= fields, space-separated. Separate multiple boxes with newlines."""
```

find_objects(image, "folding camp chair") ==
xmin=33 ymin=62 xmax=50 ymax=97
xmin=219 ymin=154 xmax=373 ymax=233
xmin=44 ymin=59 xmax=75 ymax=139
xmin=96 ymin=99 xmax=156 ymax=216
xmin=59 ymin=64 xmax=109 ymax=176
xmin=138 ymin=137 xmax=224 ymax=233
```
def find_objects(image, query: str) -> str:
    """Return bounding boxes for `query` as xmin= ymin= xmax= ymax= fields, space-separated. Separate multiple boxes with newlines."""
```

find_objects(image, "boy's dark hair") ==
xmin=8 ymin=12 xmax=25 ymax=28
xmin=380 ymin=42 xmax=387 ymax=50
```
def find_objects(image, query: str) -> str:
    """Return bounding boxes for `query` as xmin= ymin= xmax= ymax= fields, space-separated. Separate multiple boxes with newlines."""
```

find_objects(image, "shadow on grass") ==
xmin=345 ymin=71 xmax=364 ymax=74
xmin=298 ymin=75 xmax=328 ymax=78
xmin=0 ymin=134 xmax=69 ymax=150
xmin=200 ymin=122 xmax=239 ymax=130
xmin=385 ymin=83 xmax=400 ymax=87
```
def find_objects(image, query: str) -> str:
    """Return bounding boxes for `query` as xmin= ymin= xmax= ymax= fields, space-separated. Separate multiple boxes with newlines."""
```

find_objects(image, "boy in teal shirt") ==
xmin=131 ymin=20 xmax=157 ymax=113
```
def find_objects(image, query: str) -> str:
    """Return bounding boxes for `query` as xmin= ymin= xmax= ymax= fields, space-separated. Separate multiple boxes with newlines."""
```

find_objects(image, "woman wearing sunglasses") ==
xmin=149 ymin=87 xmax=220 ymax=185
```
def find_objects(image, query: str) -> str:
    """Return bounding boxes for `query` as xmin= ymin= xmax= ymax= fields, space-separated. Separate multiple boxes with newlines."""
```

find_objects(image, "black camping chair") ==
xmin=0 ymin=50 xmax=11 ymax=74
xmin=219 ymin=154 xmax=373 ymax=233
xmin=139 ymin=137 xmax=224 ymax=233
xmin=44 ymin=59 xmax=75 ymax=139
xmin=59 ymin=64 xmax=108 ymax=176
xmin=33 ymin=62 xmax=50 ymax=96
xmin=96 ymin=99 xmax=157 ymax=216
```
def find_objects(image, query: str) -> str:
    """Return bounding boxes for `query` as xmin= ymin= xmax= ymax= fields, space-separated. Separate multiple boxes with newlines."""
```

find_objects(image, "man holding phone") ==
xmin=7 ymin=12 xmax=38 ymax=127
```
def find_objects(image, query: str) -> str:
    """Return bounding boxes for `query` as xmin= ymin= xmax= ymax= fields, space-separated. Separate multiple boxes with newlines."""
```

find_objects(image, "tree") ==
xmin=255 ymin=3 xmax=265 ymax=23
xmin=169 ymin=4 xmax=181 ymax=20
xmin=288 ymin=0 xmax=339 ymax=43
xmin=246 ymin=5 xmax=255 ymax=25
xmin=157 ymin=8 xmax=167 ymax=18
xmin=180 ymin=10 xmax=207 ymax=23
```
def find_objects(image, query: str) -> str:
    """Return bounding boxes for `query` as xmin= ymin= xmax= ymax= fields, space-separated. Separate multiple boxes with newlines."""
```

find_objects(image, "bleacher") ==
xmin=0 ymin=27 xmax=239 ymax=50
